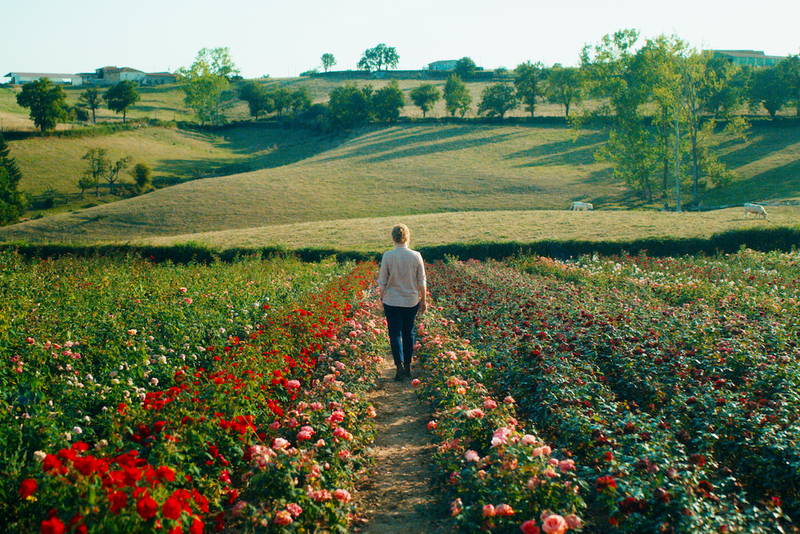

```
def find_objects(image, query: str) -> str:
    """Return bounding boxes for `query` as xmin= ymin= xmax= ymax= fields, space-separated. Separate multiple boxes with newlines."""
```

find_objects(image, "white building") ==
xmin=428 ymin=60 xmax=459 ymax=71
xmin=5 ymin=72 xmax=83 ymax=86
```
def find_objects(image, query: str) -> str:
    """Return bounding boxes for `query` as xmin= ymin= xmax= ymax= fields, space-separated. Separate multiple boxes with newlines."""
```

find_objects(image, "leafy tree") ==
xmin=444 ymin=74 xmax=472 ymax=117
xmin=191 ymin=47 xmax=240 ymax=80
xmin=701 ymin=54 xmax=746 ymax=117
xmin=79 ymin=88 xmax=101 ymax=123
xmin=269 ymin=88 xmax=293 ymax=116
xmin=749 ymin=66 xmax=790 ymax=118
xmin=132 ymin=163 xmax=153 ymax=193
xmin=371 ymin=81 xmax=405 ymax=122
xmin=0 ymin=133 xmax=25 ymax=224
xmin=410 ymin=84 xmax=441 ymax=117
xmin=104 ymin=81 xmax=140 ymax=123
xmin=237 ymin=81 xmax=273 ymax=118
xmin=321 ymin=53 xmax=336 ymax=72
xmin=778 ymin=55 xmax=800 ymax=117
xmin=545 ymin=64 xmax=584 ymax=118
xmin=106 ymin=156 xmax=131 ymax=195
xmin=514 ymin=61 xmax=544 ymax=117
xmin=357 ymin=44 xmax=399 ymax=72
xmin=289 ymin=88 xmax=312 ymax=114
xmin=178 ymin=48 xmax=237 ymax=124
xmin=478 ymin=83 xmax=518 ymax=118
xmin=328 ymin=84 xmax=373 ymax=128
xmin=15 ymin=78 xmax=68 ymax=133
xmin=454 ymin=57 xmax=478 ymax=79
xmin=81 ymin=148 xmax=110 ymax=197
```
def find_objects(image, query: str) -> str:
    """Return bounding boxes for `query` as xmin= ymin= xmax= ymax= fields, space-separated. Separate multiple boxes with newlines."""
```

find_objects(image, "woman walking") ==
xmin=377 ymin=224 xmax=427 ymax=381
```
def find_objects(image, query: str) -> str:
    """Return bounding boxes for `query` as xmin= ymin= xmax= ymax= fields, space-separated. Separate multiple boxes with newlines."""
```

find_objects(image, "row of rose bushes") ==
xmin=8 ymin=257 xmax=385 ymax=532
xmin=427 ymin=258 xmax=793 ymax=532
xmin=511 ymin=251 xmax=800 ymax=519
xmin=412 ymin=306 xmax=586 ymax=533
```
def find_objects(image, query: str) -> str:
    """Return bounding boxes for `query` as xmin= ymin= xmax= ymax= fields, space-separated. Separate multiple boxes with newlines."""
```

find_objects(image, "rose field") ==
xmin=3 ymin=248 xmax=800 ymax=533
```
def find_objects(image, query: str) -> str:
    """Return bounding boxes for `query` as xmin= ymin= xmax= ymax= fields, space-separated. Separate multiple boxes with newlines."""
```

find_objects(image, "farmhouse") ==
xmin=79 ymin=67 xmax=177 ymax=86
xmin=4 ymin=72 xmax=83 ymax=85
xmin=428 ymin=60 xmax=459 ymax=71
xmin=710 ymin=50 xmax=785 ymax=67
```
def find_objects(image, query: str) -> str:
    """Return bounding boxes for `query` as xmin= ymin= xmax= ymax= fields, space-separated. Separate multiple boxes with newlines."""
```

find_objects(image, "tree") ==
xmin=444 ymin=74 xmax=472 ymax=117
xmin=545 ymin=64 xmax=584 ymax=118
xmin=191 ymin=47 xmax=240 ymax=80
xmin=478 ymin=83 xmax=517 ymax=118
xmin=371 ymin=81 xmax=405 ymax=122
xmin=132 ymin=163 xmax=153 ymax=193
xmin=178 ymin=48 xmax=237 ymax=124
xmin=701 ymin=54 xmax=746 ymax=118
xmin=269 ymin=88 xmax=293 ymax=116
xmin=81 ymin=148 xmax=110 ymax=197
xmin=749 ymin=66 xmax=790 ymax=118
xmin=15 ymin=78 xmax=68 ymax=133
xmin=79 ymin=88 xmax=101 ymax=123
xmin=328 ymin=84 xmax=373 ymax=128
xmin=410 ymin=84 xmax=441 ymax=117
xmin=106 ymin=156 xmax=131 ymax=195
xmin=0 ymin=133 xmax=25 ymax=224
xmin=778 ymin=55 xmax=800 ymax=117
xmin=237 ymin=81 xmax=273 ymax=119
xmin=454 ymin=57 xmax=478 ymax=79
xmin=357 ymin=44 xmax=399 ymax=72
xmin=104 ymin=81 xmax=140 ymax=123
xmin=321 ymin=53 xmax=336 ymax=72
xmin=514 ymin=61 xmax=544 ymax=117
xmin=289 ymin=88 xmax=312 ymax=114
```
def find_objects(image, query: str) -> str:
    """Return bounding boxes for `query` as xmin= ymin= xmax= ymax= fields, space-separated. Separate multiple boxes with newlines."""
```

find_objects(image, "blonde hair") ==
xmin=391 ymin=224 xmax=410 ymax=244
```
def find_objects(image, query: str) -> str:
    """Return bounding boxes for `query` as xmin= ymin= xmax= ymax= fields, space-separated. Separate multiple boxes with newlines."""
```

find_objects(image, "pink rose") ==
xmin=483 ymin=399 xmax=498 ymax=410
xmin=411 ymin=378 xmax=421 ymax=387
xmin=333 ymin=489 xmax=351 ymax=503
xmin=286 ymin=503 xmax=302 ymax=517
xmin=558 ymin=459 xmax=575 ymax=472
xmin=542 ymin=514 xmax=568 ymax=534
xmin=286 ymin=379 xmax=301 ymax=390
xmin=520 ymin=520 xmax=541 ymax=534
xmin=565 ymin=514 xmax=582 ymax=529
xmin=427 ymin=420 xmax=437 ymax=430
xmin=496 ymin=504 xmax=515 ymax=516
xmin=521 ymin=434 xmax=538 ymax=446
xmin=482 ymin=504 xmax=496 ymax=517
xmin=465 ymin=450 xmax=480 ymax=462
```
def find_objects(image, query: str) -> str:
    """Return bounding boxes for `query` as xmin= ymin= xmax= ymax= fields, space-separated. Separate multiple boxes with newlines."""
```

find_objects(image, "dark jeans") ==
xmin=383 ymin=303 xmax=419 ymax=368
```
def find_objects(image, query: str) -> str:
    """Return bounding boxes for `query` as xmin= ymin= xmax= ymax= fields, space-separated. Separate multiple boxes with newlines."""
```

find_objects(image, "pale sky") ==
xmin=1 ymin=0 xmax=798 ymax=80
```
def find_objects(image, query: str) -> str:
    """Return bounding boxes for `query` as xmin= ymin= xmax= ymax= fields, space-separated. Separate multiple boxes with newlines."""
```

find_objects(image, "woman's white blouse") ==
xmin=377 ymin=244 xmax=427 ymax=307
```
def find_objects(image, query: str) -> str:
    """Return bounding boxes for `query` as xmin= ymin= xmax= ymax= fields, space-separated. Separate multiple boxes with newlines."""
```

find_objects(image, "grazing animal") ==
xmin=571 ymin=201 xmax=593 ymax=211
xmin=743 ymin=203 xmax=768 ymax=219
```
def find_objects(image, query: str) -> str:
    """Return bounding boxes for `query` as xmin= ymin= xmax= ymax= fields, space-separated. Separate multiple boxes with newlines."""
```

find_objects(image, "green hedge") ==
xmin=1 ymin=226 xmax=798 ymax=264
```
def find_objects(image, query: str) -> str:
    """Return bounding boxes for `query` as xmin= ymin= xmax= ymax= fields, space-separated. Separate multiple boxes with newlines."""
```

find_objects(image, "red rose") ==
xmin=19 ymin=478 xmax=37 ymax=499
xmin=157 ymin=466 xmax=176 ymax=482
xmin=109 ymin=491 xmax=128 ymax=514
xmin=162 ymin=496 xmax=182 ymax=520
xmin=40 ymin=517 xmax=65 ymax=534
xmin=137 ymin=495 xmax=158 ymax=520
xmin=190 ymin=517 xmax=204 ymax=534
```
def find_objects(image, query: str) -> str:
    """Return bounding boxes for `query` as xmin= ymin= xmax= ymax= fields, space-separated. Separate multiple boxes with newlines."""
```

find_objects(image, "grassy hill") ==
xmin=1 ymin=121 xmax=798 ymax=248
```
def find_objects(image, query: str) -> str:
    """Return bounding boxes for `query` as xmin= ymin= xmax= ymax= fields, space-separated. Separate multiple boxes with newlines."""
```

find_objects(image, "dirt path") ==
xmin=354 ymin=358 xmax=449 ymax=534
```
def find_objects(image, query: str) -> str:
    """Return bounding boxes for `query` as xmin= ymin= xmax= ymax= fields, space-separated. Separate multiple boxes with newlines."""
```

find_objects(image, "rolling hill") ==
xmin=1 ymin=121 xmax=798 ymax=249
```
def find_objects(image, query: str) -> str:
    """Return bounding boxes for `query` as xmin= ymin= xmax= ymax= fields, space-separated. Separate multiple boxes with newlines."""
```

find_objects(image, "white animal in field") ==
xmin=743 ymin=203 xmax=768 ymax=219
xmin=571 ymin=201 xmax=593 ymax=211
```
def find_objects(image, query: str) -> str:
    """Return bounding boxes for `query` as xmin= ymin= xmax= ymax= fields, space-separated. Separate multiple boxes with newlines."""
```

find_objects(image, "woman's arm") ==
xmin=416 ymin=255 xmax=427 ymax=314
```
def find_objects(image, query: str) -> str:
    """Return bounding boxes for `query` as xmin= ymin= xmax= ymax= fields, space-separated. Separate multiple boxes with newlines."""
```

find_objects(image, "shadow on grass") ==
xmin=154 ymin=126 xmax=347 ymax=182
xmin=506 ymin=132 xmax=606 ymax=168
xmin=703 ymin=158 xmax=800 ymax=204
xmin=719 ymin=124 xmax=800 ymax=170
xmin=315 ymin=124 xmax=483 ymax=163
xmin=364 ymin=131 xmax=523 ymax=163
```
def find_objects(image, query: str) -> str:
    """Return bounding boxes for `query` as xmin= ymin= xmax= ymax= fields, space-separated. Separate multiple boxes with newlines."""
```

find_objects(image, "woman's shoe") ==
xmin=403 ymin=362 xmax=412 ymax=380
xmin=394 ymin=368 xmax=404 ymax=381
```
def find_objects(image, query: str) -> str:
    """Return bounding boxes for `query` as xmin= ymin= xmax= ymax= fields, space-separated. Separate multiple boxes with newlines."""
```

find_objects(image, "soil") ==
xmin=354 ymin=358 xmax=450 ymax=534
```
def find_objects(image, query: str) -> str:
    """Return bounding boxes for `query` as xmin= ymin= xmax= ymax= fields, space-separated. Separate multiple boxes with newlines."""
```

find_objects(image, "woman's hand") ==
xmin=418 ymin=300 xmax=427 ymax=315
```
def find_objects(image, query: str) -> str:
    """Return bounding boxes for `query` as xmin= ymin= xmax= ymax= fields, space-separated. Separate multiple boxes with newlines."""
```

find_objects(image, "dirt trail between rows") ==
xmin=354 ymin=358 xmax=449 ymax=534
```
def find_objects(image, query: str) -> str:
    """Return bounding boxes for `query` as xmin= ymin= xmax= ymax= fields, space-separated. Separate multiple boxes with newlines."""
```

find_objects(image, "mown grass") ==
xmin=136 ymin=207 xmax=800 ymax=252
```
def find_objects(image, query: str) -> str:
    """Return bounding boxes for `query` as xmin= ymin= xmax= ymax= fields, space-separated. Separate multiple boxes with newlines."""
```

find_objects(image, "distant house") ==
xmin=710 ymin=50 xmax=786 ymax=67
xmin=79 ymin=67 xmax=177 ymax=86
xmin=5 ymin=72 xmax=82 ymax=85
xmin=428 ymin=60 xmax=459 ymax=71
xmin=143 ymin=72 xmax=178 ymax=85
